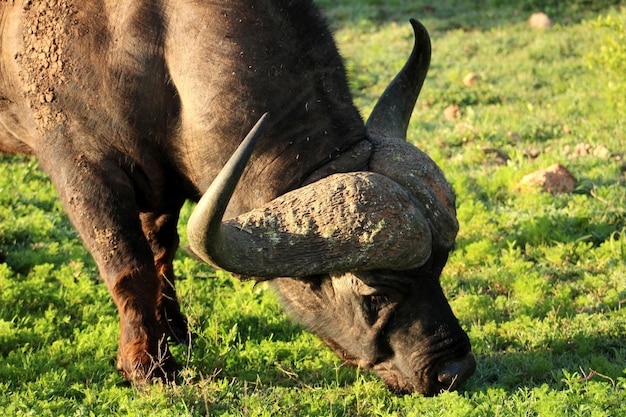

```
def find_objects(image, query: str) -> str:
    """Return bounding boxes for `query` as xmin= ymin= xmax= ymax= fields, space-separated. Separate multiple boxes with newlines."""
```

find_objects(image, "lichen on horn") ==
xmin=228 ymin=172 xmax=433 ymax=277
xmin=368 ymin=141 xmax=458 ymax=249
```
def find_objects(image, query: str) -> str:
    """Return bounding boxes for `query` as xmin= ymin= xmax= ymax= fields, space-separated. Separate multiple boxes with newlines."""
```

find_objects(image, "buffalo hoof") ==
xmin=116 ymin=341 xmax=181 ymax=385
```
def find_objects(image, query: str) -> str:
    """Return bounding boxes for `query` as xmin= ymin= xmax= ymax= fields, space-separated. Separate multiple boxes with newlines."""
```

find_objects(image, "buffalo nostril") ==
xmin=437 ymin=361 xmax=462 ymax=386
xmin=437 ymin=353 xmax=476 ymax=389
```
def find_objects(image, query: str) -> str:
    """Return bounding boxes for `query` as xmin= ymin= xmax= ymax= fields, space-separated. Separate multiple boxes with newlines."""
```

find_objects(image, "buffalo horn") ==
xmin=187 ymin=113 xmax=270 ymax=267
xmin=187 ymin=20 xmax=441 ymax=279
xmin=187 ymin=118 xmax=434 ymax=279
xmin=365 ymin=19 xmax=459 ymax=250
xmin=365 ymin=19 xmax=431 ymax=140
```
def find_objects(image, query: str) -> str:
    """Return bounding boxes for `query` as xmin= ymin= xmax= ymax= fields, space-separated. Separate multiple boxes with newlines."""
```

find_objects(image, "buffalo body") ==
xmin=0 ymin=0 xmax=475 ymax=395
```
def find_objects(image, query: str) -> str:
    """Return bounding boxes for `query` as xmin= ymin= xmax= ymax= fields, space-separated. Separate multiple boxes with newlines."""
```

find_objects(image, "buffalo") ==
xmin=0 ymin=0 xmax=475 ymax=395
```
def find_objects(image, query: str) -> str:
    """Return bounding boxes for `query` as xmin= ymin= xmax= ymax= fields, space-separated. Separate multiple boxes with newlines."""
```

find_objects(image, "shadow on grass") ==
xmin=181 ymin=308 xmax=625 ymax=396
xmin=226 ymin=310 xmax=306 ymax=343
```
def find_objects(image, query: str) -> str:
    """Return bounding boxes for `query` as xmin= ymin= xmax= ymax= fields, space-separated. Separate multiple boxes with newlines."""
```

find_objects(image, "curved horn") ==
xmin=187 ymin=113 xmax=270 ymax=266
xmin=365 ymin=19 xmax=431 ymax=139
xmin=187 ymin=116 xmax=433 ymax=279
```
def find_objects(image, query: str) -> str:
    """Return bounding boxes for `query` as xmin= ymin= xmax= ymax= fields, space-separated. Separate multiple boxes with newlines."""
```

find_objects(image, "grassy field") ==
xmin=1 ymin=0 xmax=626 ymax=415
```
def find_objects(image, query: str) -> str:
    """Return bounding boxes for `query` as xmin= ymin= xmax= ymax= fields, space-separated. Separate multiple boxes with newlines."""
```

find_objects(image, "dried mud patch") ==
xmin=18 ymin=0 xmax=76 ymax=130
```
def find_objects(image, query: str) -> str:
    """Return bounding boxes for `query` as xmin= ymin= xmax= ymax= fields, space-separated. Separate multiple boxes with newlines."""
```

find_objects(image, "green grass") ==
xmin=2 ymin=1 xmax=626 ymax=415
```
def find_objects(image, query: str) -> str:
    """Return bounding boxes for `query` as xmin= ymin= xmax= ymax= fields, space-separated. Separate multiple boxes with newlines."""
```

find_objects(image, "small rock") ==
xmin=508 ymin=131 xmax=522 ymax=142
xmin=462 ymin=72 xmax=480 ymax=87
xmin=529 ymin=12 xmax=553 ymax=29
xmin=592 ymin=144 xmax=610 ymax=159
xmin=523 ymin=148 xmax=541 ymax=159
xmin=444 ymin=104 xmax=460 ymax=120
xmin=480 ymin=147 xmax=510 ymax=165
xmin=519 ymin=164 xmax=576 ymax=194
xmin=572 ymin=143 xmax=592 ymax=157
xmin=571 ymin=143 xmax=611 ymax=159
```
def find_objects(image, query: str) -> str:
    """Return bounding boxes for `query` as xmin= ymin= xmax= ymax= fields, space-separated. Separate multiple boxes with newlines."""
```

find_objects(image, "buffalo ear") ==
xmin=365 ymin=19 xmax=431 ymax=140
xmin=269 ymin=276 xmax=336 ymax=327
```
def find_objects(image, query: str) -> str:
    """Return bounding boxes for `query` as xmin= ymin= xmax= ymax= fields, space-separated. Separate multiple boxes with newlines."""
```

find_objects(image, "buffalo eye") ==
xmin=362 ymin=295 xmax=390 ymax=325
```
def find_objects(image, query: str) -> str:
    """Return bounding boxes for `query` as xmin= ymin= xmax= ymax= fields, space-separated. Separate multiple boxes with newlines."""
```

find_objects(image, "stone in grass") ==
xmin=444 ymin=104 xmax=460 ymax=120
xmin=463 ymin=72 xmax=480 ymax=87
xmin=570 ymin=143 xmax=611 ymax=159
xmin=519 ymin=163 xmax=576 ymax=194
xmin=529 ymin=12 xmax=553 ymax=29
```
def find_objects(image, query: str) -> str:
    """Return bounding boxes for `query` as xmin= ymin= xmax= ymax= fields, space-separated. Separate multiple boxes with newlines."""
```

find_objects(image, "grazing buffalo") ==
xmin=0 ymin=0 xmax=475 ymax=395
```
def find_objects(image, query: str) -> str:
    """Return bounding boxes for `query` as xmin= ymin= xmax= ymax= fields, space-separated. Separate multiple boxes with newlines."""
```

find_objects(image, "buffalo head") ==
xmin=187 ymin=20 xmax=475 ymax=396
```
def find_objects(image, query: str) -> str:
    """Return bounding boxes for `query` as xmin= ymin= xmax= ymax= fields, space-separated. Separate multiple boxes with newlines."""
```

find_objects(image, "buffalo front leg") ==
xmin=42 ymin=154 xmax=179 ymax=383
xmin=140 ymin=211 xmax=189 ymax=344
